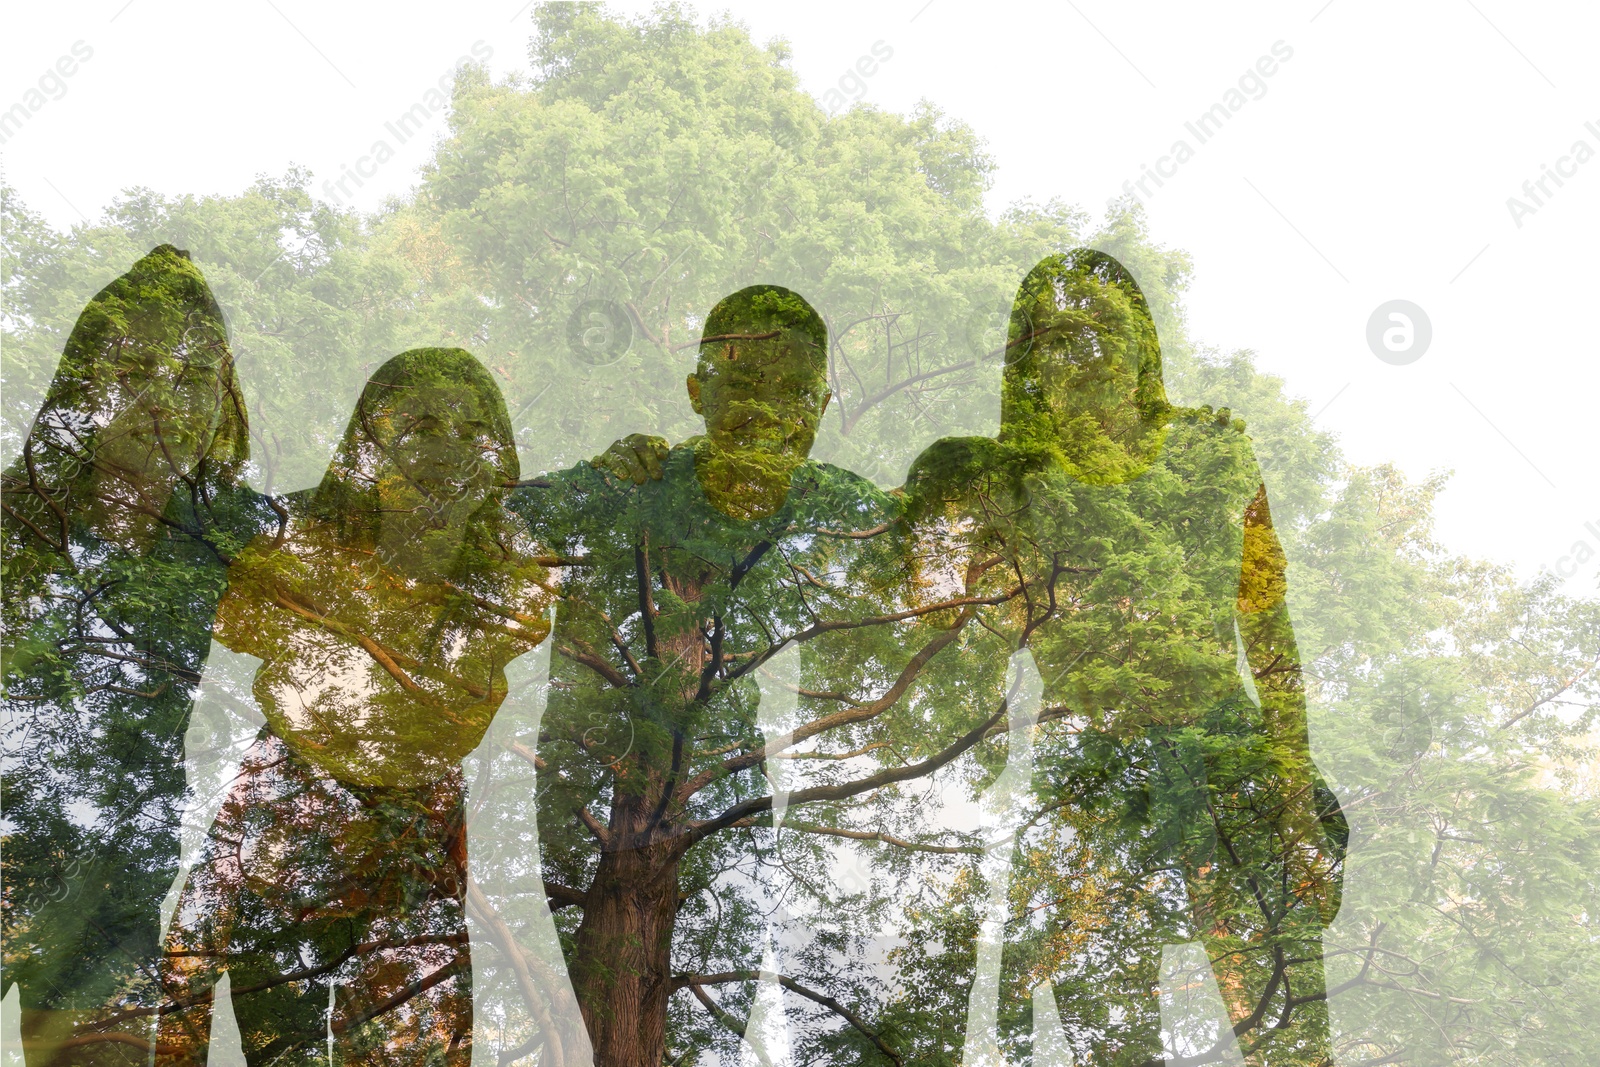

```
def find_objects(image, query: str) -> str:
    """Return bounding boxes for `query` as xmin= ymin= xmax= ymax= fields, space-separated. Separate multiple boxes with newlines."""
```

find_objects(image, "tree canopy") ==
xmin=2 ymin=5 xmax=1596 ymax=1067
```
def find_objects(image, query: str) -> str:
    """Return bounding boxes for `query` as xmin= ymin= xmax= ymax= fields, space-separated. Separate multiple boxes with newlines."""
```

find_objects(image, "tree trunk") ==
xmin=565 ymin=550 xmax=708 ymax=1066
xmin=567 ymin=792 xmax=683 ymax=1067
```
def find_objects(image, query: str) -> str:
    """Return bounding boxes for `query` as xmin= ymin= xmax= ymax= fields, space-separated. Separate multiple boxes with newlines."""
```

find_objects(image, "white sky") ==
xmin=2 ymin=0 xmax=1596 ymax=589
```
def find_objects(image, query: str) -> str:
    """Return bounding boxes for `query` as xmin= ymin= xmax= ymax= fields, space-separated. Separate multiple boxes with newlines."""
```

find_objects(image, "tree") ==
xmin=3 ymin=4 xmax=1596 ymax=1065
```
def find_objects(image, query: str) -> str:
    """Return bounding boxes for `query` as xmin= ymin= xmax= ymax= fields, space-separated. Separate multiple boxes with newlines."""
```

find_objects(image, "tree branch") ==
xmin=675 ymin=971 xmax=902 ymax=1065
xmin=681 ymin=693 xmax=1009 ymax=852
xmin=677 ymin=604 xmax=978 ymax=804
xmin=774 ymin=821 xmax=982 ymax=855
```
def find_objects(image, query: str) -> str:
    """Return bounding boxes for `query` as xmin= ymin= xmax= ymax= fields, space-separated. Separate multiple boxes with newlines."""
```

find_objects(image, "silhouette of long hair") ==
xmin=2 ymin=244 xmax=249 ymax=581
xmin=1000 ymin=249 xmax=1168 ymax=439
xmin=305 ymin=346 xmax=518 ymax=547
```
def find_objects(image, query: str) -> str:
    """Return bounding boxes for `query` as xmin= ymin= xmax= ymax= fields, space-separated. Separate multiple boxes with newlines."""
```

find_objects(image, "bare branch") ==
xmin=777 ymin=821 xmax=982 ymax=855
xmin=675 ymin=971 xmax=902 ymax=1065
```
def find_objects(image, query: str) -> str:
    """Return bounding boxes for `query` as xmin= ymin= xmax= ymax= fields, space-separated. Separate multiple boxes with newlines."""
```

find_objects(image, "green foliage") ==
xmin=1 ymin=5 xmax=1595 ymax=1066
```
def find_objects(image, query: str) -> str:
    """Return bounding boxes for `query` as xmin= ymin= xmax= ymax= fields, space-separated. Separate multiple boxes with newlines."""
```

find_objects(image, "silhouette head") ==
xmin=314 ymin=348 xmax=517 ymax=578
xmin=1001 ymin=250 xmax=1169 ymax=483
xmin=686 ymin=285 xmax=829 ymax=518
xmin=3 ymin=244 xmax=249 ymax=551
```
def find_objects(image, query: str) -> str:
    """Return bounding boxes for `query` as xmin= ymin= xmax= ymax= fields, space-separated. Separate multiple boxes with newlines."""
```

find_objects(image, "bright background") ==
xmin=3 ymin=0 xmax=1596 ymax=587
